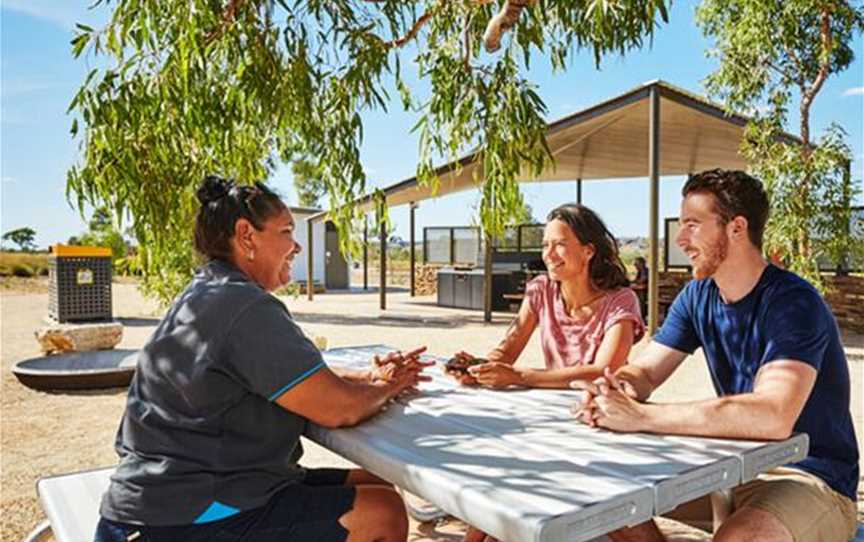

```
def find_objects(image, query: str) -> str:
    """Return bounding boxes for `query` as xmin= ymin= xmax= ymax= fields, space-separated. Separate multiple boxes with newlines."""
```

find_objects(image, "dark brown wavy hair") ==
xmin=682 ymin=169 xmax=769 ymax=249
xmin=194 ymin=175 xmax=287 ymax=262
xmin=546 ymin=203 xmax=630 ymax=290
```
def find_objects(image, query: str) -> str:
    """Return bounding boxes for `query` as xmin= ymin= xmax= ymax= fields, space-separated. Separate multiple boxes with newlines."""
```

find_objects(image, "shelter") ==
xmin=305 ymin=80 xmax=799 ymax=332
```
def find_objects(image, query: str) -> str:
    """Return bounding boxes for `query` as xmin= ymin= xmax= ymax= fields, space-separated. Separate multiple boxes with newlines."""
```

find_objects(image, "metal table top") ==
xmin=306 ymin=345 xmax=808 ymax=542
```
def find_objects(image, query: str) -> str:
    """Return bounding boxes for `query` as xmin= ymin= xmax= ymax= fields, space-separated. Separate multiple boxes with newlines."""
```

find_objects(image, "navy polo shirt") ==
xmin=101 ymin=260 xmax=326 ymax=525
xmin=654 ymin=264 xmax=858 ymax=501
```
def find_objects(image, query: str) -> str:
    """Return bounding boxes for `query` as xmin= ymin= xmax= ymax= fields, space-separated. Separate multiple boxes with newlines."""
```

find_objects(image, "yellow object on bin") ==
xmin=50 ymin=244 xmax=112 ymax=258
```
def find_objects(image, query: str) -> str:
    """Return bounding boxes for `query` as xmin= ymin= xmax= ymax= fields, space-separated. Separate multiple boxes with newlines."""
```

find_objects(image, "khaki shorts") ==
xmin=663 ymin=467 xmax=858 ymax=542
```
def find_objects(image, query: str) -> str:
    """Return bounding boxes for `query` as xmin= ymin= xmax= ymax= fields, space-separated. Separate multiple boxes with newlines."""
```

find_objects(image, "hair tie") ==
xmin=196 ymin=175 xmax=235 ymax=204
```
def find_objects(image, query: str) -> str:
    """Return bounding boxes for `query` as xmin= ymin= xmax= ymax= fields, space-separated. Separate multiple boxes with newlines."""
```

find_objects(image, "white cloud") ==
xmin=2 ymin=176 xmax=18 ymax=183
xmin=843 ymin=87 xmax=864 ymax=97
xmin=742 ymin=103 xmax=773 ymax=117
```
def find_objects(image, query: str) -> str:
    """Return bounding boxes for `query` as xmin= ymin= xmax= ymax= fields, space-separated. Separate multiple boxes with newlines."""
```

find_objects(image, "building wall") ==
xmin=291 ymin=212 xmax=326 ymax=284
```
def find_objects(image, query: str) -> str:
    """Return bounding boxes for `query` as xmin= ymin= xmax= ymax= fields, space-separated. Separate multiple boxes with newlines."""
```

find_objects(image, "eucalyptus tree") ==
xmin=697 ymin=0 xmax=864 ymax=285
xmin=292 ymin=157 xmax=327 ymax=208
xmin=77 ymin=206 xmax=129 ymax=262
xmin=68 ymin=0 xmax=670 ymax=302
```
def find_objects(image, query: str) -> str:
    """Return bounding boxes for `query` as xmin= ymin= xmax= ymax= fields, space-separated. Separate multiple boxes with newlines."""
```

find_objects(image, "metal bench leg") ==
xmin=395 ymin=486 xmax=449 ymax=523
xmin=710 ymin=489 xmax=733 ymax=533
xmin=23 ymin=519 xmax=52 ymax=542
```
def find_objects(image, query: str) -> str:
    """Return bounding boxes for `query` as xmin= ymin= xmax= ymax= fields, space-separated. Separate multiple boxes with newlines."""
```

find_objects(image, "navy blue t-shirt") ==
xmin=654 ymin=264 xmax=858 ymax=501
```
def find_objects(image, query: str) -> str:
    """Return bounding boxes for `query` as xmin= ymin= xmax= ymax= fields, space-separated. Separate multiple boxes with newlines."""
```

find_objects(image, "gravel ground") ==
xmin=2 ymin=279 xmax=861 ymax=541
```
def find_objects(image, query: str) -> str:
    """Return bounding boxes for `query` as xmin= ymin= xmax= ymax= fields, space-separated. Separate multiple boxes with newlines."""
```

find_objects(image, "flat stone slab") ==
xmin=35 ymin=321 xmax=123 ymax=354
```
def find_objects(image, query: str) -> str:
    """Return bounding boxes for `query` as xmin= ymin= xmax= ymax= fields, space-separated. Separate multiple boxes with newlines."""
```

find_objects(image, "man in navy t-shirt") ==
xmin=576 ymin=169 xmax=858 ymax=542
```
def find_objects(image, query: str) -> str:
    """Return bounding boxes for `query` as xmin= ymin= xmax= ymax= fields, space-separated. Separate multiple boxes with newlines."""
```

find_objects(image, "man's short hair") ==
xmin=682 ymin=169 xmax=769 ymax=249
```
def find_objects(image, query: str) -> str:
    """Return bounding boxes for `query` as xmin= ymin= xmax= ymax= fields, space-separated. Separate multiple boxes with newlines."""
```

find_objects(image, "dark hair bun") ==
xmin=196 ymin=175 xmax=233 ymax=204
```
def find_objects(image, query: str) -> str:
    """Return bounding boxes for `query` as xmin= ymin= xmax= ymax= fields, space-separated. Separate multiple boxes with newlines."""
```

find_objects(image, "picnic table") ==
xmin=307 ymin=345 xmax=809 ymax=542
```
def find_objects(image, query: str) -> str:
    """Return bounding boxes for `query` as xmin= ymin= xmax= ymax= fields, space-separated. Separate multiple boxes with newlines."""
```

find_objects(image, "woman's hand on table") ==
xmin=443 ymin=351 xmax=480 ymax=386
xmin=468 ymin=362 xmax=525 ymax=389
xmin=369 ymin=346 xmax=433 ymax=390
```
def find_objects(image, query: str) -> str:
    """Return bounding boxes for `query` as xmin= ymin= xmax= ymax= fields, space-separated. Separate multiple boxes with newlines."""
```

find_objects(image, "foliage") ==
xmin=68 ymin=0 xmax=670 ymax=303
xmin=292 ymin=157 xmax=327 ymax=208
xmin=80 ymin=208 xmax=129 ymax=258
xmin=742 ymin=122 xmax=862 ymax=278
xmin=68 ymin=206 xmax=136 ymax=274
xmin=696 ymin=0 xmax=864 ymax=287
xmin=275 ymin=281 xmax=302 ymax=298
xmin=113 ymin=254 xmax=144 ymax=276
xmin=2 ymin=227 xmax=37 ymax=252
xmin=512 ymin=201 xmax=536 ymax=225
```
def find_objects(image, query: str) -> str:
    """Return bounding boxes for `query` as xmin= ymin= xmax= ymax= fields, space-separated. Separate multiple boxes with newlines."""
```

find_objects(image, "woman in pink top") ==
xmin=447 ymin=203 xmax=644 ymax=389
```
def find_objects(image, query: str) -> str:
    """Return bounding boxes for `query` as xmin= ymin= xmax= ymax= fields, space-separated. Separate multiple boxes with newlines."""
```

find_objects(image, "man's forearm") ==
xmin=614 ymin=365 xmax=655 ymax=401
xmin=641 ymin=394 xmax=793 ymax=440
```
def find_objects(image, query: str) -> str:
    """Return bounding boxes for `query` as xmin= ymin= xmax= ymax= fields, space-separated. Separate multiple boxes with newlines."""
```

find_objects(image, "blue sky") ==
xmin=2 ymin=0 xmax=862 ymax=248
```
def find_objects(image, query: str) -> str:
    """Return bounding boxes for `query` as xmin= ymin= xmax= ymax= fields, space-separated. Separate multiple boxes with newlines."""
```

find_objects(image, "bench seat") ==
xmin=31 ymin=467 xmax=864 ymax=542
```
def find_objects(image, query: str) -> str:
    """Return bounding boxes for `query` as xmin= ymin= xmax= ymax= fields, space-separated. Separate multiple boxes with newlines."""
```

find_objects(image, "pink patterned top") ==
xmin=525 ymin=275 xmax=645 ymax=369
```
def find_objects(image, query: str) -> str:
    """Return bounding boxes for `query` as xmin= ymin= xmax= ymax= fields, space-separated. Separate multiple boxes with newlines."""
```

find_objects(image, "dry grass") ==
xmin=0 ymin=251 xmax=49 ymax=278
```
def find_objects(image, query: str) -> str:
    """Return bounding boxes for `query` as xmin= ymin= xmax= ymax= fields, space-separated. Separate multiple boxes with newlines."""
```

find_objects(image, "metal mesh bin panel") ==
xmin=48 ymin=256 xmax=113 ymax=322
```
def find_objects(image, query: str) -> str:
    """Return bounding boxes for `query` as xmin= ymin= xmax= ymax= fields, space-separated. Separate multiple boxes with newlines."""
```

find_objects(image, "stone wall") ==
xmin=824 ymin=275 xmax=864 ymax=333
xmin=659 ymin=271 xmax=864 ymax=333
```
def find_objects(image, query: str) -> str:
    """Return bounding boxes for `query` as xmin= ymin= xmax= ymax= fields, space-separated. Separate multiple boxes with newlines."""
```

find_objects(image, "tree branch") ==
xmin=784 ymin=45 xmax=806 ymax=86
xmin=463 ymin=12 xmax=474 ymax=70
xmin=383 ymin=9 xmax=436 ymax=48
xmin=800 ymin=8 xmax=833 ymax=150
xmin=764 ymin=59 xmax=791 ymax=81
xmin=205 ymin=0 xmax=247 ymax=46
xmin=804 ymin=8 xmax=833 ymax=106
xmin=483 ymin=0 xmax=535 ymax=53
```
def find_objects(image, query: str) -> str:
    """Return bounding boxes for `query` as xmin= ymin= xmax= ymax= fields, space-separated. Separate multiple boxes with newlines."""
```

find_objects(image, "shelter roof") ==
xmin=308 ymin=80 xmax=799 ymax=222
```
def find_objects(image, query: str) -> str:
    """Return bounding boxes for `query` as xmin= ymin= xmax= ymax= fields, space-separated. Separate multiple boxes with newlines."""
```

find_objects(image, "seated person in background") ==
xmin=575 ymin=169 xmax=859 ymax=542
xmin=447 ymin=203 xmax=644 ymax=389
xmin=631 ymin=256 xmax=648 ymax=318
xmin=95 ymin=175 xmax=430 ymax=542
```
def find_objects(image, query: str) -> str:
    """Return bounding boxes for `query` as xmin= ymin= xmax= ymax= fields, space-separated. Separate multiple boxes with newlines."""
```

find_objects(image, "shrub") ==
xmin=276 ymin=282 xmax=302 ymax=299
xmin=11 ymin=263 xmax=34 ymax=277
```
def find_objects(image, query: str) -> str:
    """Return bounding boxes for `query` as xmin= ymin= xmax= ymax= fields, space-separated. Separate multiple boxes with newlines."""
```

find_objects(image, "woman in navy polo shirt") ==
xmin=95 ymin=175 xmax=428 ymax=542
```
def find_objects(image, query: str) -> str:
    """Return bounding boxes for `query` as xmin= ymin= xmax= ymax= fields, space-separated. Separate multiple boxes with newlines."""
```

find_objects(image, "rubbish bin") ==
xmin=48 ymin=244 xmax=113 ymax=323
